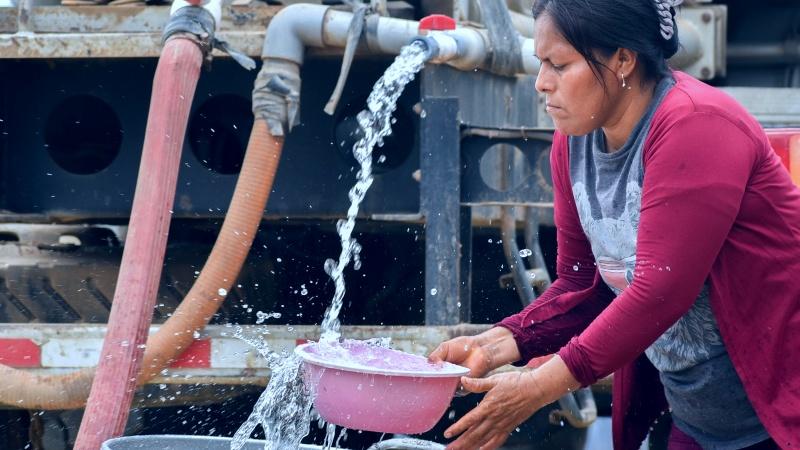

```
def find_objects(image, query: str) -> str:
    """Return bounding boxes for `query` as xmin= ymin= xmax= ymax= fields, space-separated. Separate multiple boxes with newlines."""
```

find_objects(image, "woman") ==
xmin=428 ymin=0 xmax=800 ymax=449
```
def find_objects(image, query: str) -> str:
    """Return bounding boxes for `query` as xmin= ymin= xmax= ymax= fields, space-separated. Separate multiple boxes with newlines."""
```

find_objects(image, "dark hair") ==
xmin=532 ymin=0 xmax=680 ymax=84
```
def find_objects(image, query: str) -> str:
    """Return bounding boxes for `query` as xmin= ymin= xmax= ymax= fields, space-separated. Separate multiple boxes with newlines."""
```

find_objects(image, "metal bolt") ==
xmin=701 ymin=67 xmax=711 ymax=78
xmin=702 ymin=12 xmax=712 ymax=24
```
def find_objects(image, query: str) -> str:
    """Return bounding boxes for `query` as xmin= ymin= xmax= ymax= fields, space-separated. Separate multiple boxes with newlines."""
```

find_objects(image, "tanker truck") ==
xmin=0 ymin=0 xmax=797 ymax=448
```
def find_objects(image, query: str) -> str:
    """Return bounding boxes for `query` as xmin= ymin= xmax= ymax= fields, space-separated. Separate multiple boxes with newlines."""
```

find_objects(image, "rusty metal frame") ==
xmin=0 ymin=4 xmax=278 ymax=58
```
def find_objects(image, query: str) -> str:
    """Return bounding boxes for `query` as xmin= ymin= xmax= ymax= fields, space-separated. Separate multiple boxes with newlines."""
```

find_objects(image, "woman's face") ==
xmin=534 ymin=13 xmax=617 ymax=136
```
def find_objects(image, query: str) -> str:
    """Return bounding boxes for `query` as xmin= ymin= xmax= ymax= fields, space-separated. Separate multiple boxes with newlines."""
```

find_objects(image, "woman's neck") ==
xmin=602 ymin=79 xmax=657 ymax=152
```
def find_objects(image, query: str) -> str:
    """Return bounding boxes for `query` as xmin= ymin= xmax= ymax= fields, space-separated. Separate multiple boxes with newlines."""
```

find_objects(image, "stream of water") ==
xmin=230 ymin=41 xmax=428 ymax=450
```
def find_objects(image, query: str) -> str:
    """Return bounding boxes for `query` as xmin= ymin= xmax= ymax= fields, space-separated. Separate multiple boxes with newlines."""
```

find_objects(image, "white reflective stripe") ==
xmin=30 ymin=337 xmax=300 ymax=369
xmin=211 ymin=338 xmax=297 ymax=369
xmin=41 ymin=338 xmax=104 ymax=368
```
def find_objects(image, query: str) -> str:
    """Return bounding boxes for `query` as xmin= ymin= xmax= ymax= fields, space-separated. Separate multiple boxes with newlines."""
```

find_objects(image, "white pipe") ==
xmin=319 ymin=9 xmax=422 ymax=55
xmin=669 ymin=17 xmax=704 ymax=69
xmin=445 ymin=28 xmax=490 ymax=71
xmin=415 ymin=29 xmax=539 ymax=75
xmin=521 ymin=38 xmax=539 ymax=73
xmin=262 ymin=3 xmax=539 ymax=76
xmin=369 ymin=16 xmax=427 ymax=54
xmin=423 ymin=32 xmax=460 ymax=64
xmin=509 ymin=10 xmax=535 ymax=39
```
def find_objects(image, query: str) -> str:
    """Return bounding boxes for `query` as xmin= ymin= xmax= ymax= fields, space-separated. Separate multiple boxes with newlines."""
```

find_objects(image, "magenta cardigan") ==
xmin=499 ymin=72 xmax=800 ymax=449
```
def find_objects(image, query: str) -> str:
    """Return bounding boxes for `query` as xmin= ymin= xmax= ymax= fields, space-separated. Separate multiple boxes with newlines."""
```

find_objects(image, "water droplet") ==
xmin=573 ymin=265 xmax=579 ymax=271
xmin=519 ymin=248 xmax=533 ymax=257
xmin=218 ymin=288 xmax=228 ymax=297
xmin=430 ymin=288 xmax=438 ymax=296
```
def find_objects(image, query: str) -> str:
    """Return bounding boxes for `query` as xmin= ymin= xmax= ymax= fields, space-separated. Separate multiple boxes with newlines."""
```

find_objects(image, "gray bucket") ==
xmin=101 ymin=435 xmax=341 ymax=450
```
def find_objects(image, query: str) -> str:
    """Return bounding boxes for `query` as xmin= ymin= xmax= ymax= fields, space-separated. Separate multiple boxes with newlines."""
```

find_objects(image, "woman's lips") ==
xmin=545 ymin=103 xmax=562 ymax=113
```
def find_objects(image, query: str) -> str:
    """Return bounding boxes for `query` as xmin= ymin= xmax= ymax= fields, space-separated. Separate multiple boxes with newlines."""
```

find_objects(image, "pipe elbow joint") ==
xmin=261 ymin=3 xmax=327 ymax=64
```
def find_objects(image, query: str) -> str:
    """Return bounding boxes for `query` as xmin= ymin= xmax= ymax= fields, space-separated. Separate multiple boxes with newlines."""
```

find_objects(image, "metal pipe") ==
xmin=500 ymin=206 xmax=536 ymax=306
xmin=551 ymin=387 xmax=598 ymax=428
xmin=727 ymin=42 xmax=800 ymax=65
xmin=367 ymin=438 xmax=446 ymax=450
xmin=523 ymin=207 xmax=552 ymax=292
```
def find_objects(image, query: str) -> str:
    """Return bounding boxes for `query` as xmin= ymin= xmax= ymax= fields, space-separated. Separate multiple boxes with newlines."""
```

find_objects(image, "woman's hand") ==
xmin=428 ymin=327 xmax=521 ymax=378
xmin=442 ymin=355 xmax=581 ymax=450
xmin=428 ymin=335 xmax=494 ymax=378
xmin=443 ymin=371 xmax=543 ymax=450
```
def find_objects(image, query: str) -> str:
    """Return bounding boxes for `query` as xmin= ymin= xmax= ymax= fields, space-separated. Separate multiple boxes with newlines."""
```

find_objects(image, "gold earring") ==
xmin=621 ymin=73 xmax=627 ymax=89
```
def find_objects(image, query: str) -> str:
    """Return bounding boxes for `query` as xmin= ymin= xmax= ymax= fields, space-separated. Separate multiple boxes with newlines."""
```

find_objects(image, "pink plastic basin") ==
xmin=295 ymin=340 xmax=469 ymax=434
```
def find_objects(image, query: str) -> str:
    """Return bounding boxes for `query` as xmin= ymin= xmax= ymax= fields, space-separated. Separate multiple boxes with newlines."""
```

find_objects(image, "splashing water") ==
xmin=231 ymin=42 xmax=428 ymax=450
xmin=230 ymin=327 xmax=314 ymax=450
xmin=320 ymin=41 xmax=428 ymax=343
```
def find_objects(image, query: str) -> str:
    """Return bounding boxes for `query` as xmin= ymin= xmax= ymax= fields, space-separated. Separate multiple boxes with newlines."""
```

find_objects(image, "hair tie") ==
xmin=654 ymin=0 xmax=682 ymax=40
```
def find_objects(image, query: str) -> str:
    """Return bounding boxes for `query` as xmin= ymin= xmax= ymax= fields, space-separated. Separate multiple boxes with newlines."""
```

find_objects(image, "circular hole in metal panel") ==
xmin=44 ymin=95 xmax=122 ymax=175
xmin=478 ymin=143 xmax=532 ymax=192
xmin=188 ymin=94 xmax=253 ymax=175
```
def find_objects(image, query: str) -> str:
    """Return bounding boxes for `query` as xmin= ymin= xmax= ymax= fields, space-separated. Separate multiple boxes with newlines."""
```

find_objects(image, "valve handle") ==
xmin=418 ymin=14 xmax=456 ymax=31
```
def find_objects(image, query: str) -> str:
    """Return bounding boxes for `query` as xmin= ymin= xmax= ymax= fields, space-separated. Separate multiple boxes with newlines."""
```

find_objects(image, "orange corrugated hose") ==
xmin=0 ymin=117 xmax=282 ymax=413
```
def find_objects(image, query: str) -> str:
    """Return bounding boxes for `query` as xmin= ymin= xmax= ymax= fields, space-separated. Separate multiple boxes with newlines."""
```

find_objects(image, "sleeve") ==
xmin=497 ymin=132 xmax=616 ymax=364
xmin=558 ymin=112 xmax=759 ymax=386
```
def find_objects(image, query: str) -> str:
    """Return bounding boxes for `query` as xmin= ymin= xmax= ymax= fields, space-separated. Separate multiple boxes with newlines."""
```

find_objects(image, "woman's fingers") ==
xmin=444 ymin=408 xmax=511 ymax=450
xmin=428 ymin=339 xmax=464 ymax=364
xmin=445 ymin=372 xmax=544 ymax=449
xmin=443 ymin=401 xmax=482 ymax=439
xmin=460 ymin=376 xmax=494 ymax=394
xmin=445 ymin=411 xmax=494 ymax=449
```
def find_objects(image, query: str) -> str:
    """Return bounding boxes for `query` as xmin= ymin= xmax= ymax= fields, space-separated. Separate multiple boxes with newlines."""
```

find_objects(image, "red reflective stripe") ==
xmin=170 ymin=339 xmax=211 ymax=368
xmin=0 ymin=339 xmax=41 ymax=367
xmin=295 ymin=338 xmax=309 ymax=346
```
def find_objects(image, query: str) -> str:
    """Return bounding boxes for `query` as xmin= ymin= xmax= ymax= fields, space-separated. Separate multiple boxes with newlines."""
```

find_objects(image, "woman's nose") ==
xmin=534 ymin=68 xmax=552 ymax=93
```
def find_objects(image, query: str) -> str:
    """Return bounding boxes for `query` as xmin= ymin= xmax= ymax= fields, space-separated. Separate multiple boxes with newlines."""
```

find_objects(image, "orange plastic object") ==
xmin=765 ymin=128 xmax=800 ymax=187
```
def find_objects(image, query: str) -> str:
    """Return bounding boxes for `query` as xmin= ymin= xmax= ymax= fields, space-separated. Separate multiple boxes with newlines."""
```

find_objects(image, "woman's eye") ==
xmin=551 ymin=63 xmax=565 ymax=71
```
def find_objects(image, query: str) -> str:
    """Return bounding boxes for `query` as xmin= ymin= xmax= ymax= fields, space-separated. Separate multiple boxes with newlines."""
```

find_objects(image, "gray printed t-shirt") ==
xmin=568 ymin=76 xmax=768 ymax=448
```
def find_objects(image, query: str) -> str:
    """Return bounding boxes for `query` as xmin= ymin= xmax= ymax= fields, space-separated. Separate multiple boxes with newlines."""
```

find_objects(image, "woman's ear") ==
xmin=617 ymin=48 xmax=638 ymax=77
